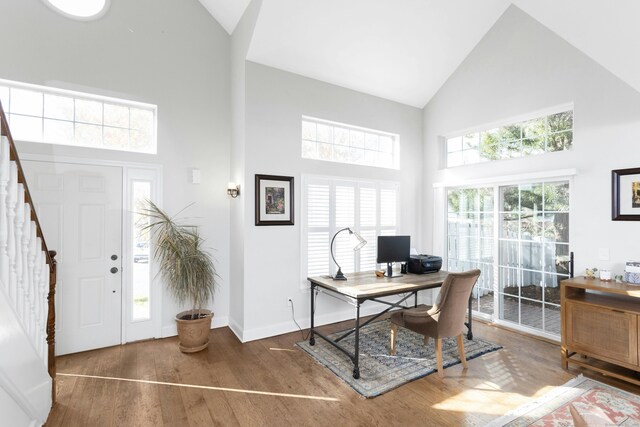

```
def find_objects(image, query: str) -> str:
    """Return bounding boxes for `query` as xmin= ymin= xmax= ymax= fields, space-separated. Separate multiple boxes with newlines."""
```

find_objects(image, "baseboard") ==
xmin=227 ymin=317 xmax=244 ymax=342
xmin=161 ymin=290 xmax=439 ymax=342
xmin=161 ymin=315 xmax=229 ymax=338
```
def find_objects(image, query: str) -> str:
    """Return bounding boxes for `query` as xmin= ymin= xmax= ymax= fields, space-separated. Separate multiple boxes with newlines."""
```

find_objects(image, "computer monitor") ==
xmin=377 ymin=235 xmax=410 ymax=277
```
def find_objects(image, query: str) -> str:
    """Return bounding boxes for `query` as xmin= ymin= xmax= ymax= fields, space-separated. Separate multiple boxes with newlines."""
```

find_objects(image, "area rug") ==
xmin=296 ymin=319 xmax=501 ymax=398
xmin=487 ymin=375 xmax=640 ymax=426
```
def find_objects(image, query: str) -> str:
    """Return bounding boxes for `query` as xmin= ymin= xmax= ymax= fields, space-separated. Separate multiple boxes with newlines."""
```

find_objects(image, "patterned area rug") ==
xmin=296 ymin=319 xmax=501 ymax=398
xmin=487 ymin=375 xmax=640 ymax=426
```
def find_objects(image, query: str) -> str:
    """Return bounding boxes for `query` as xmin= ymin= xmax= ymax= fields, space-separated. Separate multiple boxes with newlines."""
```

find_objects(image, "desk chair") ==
xmin=389 ymin=269 xmax=481 ymax=377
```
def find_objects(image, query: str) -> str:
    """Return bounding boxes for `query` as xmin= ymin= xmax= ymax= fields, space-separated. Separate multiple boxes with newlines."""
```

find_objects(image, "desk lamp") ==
xmin=330 ymin=227 xmax=367 ymax=280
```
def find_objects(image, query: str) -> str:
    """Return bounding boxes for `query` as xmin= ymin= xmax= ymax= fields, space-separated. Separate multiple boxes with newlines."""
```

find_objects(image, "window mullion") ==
xmin=329 ymin=181 xmax=337 ymax=277
xmin=354 ymin=184 xmax=361 ymax=271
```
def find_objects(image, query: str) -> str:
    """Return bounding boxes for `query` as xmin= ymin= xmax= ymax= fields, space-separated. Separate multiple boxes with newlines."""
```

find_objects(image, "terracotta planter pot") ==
xmin=175 ymin=309 xmax=213 ymax=353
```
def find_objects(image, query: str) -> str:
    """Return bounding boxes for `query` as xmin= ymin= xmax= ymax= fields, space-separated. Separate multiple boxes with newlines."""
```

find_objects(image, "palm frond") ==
xmin=139 ymin=200 xmax=217 ymax=313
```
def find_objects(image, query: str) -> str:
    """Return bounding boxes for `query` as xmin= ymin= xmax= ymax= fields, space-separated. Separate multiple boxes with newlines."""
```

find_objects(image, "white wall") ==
xmin=423 ymin=6 xmax=640 ymax=275
xmin=0 ymin=283 xmax=51 ymax=426
xmin=0 ymin=0 xmax=232 ymax=335
xmin=239 ymin=62 xmax=423 ymax=341
xmin=228 ymin=0 xmax=263 ymax=338
xmin=0 ymin=387 xmax=32 ymax=427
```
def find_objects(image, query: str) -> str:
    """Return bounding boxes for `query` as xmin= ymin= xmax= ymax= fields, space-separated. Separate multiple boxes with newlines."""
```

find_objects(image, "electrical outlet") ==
xmin=287 ymin=297 xmax=293 ymax=307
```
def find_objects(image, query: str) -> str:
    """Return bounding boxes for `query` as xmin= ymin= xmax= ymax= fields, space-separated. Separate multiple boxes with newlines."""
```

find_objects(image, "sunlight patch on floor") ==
xmin=431 ymin=381 xmax=558 ymax=415
xmin=58 ymin=373 xmax=340 ymax=401
xmin=268 ymin=347 xmax=297 ymax=352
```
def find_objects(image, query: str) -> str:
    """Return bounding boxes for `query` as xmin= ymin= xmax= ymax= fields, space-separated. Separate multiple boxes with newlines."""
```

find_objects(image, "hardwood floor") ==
xmin=45 ymin=319 xmax=640 ymax=426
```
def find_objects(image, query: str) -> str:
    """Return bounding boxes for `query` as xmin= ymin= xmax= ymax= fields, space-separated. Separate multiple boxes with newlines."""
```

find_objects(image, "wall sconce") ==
xmin=227 ymin=182 xmax=240 ymax=198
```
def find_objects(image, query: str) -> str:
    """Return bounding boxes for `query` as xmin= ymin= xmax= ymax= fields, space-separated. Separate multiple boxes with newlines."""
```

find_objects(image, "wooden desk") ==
xmin=561 ymin=276 xmax=640 ymax=386
xmin=307 ymin=270 xmax=473 ymax=379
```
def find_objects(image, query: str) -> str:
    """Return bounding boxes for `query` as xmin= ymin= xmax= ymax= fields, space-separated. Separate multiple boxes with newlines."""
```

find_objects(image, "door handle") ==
xmin=110 ymin=267 xmax=118 ymax=274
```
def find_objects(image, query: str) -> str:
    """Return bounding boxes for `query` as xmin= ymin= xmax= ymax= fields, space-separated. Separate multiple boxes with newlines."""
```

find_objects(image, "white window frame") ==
xmin=301 ymin=116 xmax=400 ymax=169
xmin=0 ymin=78 xmax=157 ymax=154
xmin=439 ymin=170 xmax=575 ymax=342
xmin=444 ymin=103 xmax=574 ymax=168
xmin=301 ymin=174 xmax=400 ymax=289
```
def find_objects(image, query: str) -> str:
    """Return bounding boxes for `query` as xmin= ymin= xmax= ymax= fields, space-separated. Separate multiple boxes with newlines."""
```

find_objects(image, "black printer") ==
xmin=408 ymin=254 xmax=442 ymax=274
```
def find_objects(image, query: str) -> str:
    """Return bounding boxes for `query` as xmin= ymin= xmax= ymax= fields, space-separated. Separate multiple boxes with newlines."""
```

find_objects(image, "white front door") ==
xmin=23 ymin=160 xmax=122 ymax=355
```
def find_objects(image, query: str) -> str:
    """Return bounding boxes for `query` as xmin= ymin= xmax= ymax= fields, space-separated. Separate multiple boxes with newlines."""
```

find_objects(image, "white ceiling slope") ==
xmin=246 ymin=0 xmax=511 ymax=108
xmin=200 ymin=1 xmax=640 ymax=108
xmin=198 ymin=0 xmax=251 ymax=34
xmin=512 ymin=0 xmax=640 ymax=97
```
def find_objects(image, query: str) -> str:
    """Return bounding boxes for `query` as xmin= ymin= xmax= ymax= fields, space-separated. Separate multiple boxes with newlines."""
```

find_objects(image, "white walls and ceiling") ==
xmin=422 ymin=5 xmax=640 ymax=275
xmin=201 ymin=0 xmax=640 ymax=110
xmin=244 ymin=0 xmax=512 ymax=108
xmin=228 ymin=0 xmax=263 ymax=338
xmin=238 ymin=61 xmax=423 ymax=340
xmin=0 ymin=0 xmax=639 ymax=346
xmin=5 ymin=1 xmax=640 ymax=423
xmin=0 ymin=0 xmax=232 ymax=336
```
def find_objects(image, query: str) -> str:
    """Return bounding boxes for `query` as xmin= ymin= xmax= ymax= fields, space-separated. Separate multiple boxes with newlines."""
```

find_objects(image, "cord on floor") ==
xmin=289 ymin=289 xmax=318 ymax=341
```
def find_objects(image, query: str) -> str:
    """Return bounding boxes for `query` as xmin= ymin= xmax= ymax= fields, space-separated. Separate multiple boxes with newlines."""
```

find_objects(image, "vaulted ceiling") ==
xmin=199 ymin=0 xmax=640 ymax=108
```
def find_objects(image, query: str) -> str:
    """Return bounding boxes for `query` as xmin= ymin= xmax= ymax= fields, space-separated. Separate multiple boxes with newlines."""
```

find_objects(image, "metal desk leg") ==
xmin=309 ymin=283 xmax=316 ymax=346
xmin=353 ymin=302 xmax=361 ymax=379
xmin=414 ymin=292 xmax=418 ymax=308
xmin=466 ymin=295 xmax=473 ymax=340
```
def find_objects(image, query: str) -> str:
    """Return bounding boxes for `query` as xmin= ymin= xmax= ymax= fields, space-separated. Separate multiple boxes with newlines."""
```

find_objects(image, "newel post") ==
xmin=46 ymin=250 xmax=57 ymax=404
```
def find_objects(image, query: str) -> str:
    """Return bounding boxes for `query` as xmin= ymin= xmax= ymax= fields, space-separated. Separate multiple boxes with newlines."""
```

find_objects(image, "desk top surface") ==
xmin=562 ymin=276 xmax=640 ymax=297
xmin=307 ymin=270 xmax=449 ymax=299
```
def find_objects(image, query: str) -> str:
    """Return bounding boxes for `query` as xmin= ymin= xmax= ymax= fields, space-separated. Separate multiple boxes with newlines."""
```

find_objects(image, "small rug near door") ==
xmin=296 ymin=319 xmax=501 ymax=398
xmin=487 ymin=375 xmax=640 ymax=426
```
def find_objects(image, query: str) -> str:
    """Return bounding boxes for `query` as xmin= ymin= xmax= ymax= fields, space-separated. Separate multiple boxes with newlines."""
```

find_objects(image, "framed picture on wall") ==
xmin=255 ymin=174 xmax=294 ymax=226
xmin=612 ymin=167 xmax=640 ymax=221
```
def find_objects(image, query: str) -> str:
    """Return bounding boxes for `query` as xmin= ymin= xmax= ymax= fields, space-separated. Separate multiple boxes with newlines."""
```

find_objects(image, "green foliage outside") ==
xmin=448 ymin=182 xmax=569 ymax=242
xmin=449 ymin=110 xmax=573 ymax=165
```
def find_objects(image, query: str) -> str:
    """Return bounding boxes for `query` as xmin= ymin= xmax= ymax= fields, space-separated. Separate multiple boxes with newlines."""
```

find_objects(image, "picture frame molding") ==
xmin=612 ymin=167 xmax=640 ymax=221
xmin=255 ymin=174 xmax=295 ymax=226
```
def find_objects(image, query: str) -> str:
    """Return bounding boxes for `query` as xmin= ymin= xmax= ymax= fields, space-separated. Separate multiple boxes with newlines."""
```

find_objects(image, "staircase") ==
xmin=0 ymin=103 xmax=57 ymax=426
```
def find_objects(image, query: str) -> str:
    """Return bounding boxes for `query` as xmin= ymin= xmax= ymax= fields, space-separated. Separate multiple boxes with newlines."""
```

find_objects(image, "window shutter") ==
xmin=335 ymin=184 xmax=356 ymax=273
xmin=359 ymin=187 xmax=377 ymax=270
xmin=306 ymin=183 xmax=330 ymax=276
xmin=303 ymin=177 xmax=399 ymax=278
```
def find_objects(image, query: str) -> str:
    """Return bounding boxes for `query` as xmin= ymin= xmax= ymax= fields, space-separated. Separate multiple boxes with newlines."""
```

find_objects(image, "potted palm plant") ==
xmin=141 ymin=201 xmax=217 ymax=353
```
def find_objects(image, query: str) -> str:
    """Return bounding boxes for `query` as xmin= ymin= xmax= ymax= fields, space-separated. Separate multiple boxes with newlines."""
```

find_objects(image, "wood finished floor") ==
xmin=45 ymin=318 xmax=640 ymax=426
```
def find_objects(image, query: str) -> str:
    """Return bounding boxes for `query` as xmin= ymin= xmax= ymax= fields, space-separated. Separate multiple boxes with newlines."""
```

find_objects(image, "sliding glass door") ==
xmin=447 ymin=180 xmax=570 ymax=337
xmin=447 ymin=187 xmax=495 ymax=316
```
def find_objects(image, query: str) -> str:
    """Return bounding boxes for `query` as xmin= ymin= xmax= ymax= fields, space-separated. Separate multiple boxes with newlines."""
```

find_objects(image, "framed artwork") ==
xmin=255 ymin=174 xmax=294 ymax=226
xmin=612 ymin=167 xmax=640 ymax=221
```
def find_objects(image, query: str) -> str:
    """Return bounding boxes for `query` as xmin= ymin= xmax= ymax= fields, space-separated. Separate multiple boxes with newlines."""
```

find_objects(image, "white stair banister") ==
xmin=0 ymin=137 xmax=9 ymax=290
xmin=7 ymin=162 xmax=18 ymax=308
xmin=31 ymin=236 xmax=43 ymax=349
xmin=23 ymin=205 xmax=34 ymax=339
xmin=15 ymin=183 xmax=26 ymax=327
xmin=0 ymin=102 xmax=58 ymax=424
xmin=28 ymin=221 xmax=38 ymax=341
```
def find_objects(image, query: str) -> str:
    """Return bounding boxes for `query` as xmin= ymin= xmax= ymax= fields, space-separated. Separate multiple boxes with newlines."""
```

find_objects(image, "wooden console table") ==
xmin=561 ymin=276 xmax=640 ymax=385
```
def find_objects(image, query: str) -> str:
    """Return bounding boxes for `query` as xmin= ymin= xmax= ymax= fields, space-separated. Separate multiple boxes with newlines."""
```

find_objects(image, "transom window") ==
xmin=0 ymin=79 xmax=157 ymax=154
xmin=301 ymin=117 xmax=399 ymax=169
xmin=446 ymin=108 xmax=573 ymax=167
